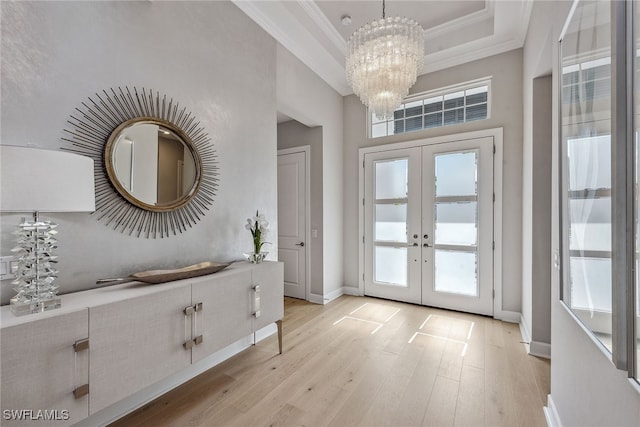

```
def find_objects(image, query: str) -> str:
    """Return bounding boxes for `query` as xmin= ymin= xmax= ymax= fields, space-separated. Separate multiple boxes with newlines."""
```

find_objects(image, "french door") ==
xmin=363 ymin=137 xmax=494 ymax=315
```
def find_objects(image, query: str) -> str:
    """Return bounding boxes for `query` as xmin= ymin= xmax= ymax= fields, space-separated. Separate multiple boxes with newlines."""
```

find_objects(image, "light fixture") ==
xmin=0 ymin=146 xmax=95 ymax=316
xmin=345 ymin=0 xmax=424 ymax=120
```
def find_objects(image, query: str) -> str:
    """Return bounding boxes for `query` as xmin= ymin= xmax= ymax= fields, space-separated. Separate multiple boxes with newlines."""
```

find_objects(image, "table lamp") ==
xmin=0 ymin=145 xmax=95 ymax=316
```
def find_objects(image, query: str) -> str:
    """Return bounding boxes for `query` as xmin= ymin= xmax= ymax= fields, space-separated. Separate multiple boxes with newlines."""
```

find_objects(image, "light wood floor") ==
xmin=111 ymin=296 xmax=550 ymax=427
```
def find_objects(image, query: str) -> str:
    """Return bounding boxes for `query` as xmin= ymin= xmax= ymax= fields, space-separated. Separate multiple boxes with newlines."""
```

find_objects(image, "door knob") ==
xmin=423 ymin=243 xmax=432 ymax=248
xmin=296 ymin=242 xmax=305 ymax=247
xmin=408 ymin=243 xmax=419 ymax=247
xmin=423 ymin=234 xmax=429 ymax=239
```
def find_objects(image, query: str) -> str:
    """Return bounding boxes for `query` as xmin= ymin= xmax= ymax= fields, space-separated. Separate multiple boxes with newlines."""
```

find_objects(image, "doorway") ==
xmin=277 ymin=147 xmax=310 ymax=300
xmin=361 ymin=135 xmax=496 ymax=316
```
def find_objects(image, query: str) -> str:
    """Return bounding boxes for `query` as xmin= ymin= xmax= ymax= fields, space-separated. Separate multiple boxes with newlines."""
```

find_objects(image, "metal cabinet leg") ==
xmin=276 ymin=319 xmax=283 ymax=354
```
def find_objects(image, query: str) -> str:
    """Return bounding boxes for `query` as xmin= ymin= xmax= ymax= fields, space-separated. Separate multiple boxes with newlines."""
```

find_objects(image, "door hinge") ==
xmin=362 ymin=273 xmax=365 ymax=281
xmin=363 ymin=160 xmax=365 ymax=168
xmin=493 ymin=289 xmax=495 ymax=298
xmin=493 ymin=145 xmax=496 ymax=154
xmin=493 ymin=193 xmax=495 ymax=202
xmin=363 ymin=198 xmax=365 ymax=206
xmin=363 ymin=236 xmax=365 ymax=244
xmin=492 ymin=241 xmax=495 ymax=250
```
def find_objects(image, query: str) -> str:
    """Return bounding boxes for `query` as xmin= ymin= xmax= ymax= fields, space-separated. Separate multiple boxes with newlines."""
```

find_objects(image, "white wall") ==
xmin=0 ymin=1 xmax=277 ymax=303
xmin=276 ymin=45 xmax=344 ymax=299
xmin=523 ymin=0 xmax=640 ymax=424
xmin=343 ymin=49 xmax=524 ymax=314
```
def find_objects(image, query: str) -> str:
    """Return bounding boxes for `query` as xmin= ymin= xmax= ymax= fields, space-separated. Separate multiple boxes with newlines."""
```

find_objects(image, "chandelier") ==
xmin=346 ymin=0 xmax=424 ymax=120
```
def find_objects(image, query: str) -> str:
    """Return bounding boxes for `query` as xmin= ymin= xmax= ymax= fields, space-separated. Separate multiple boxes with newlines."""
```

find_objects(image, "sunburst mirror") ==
xmin=62 ymin=87 xmax=218 ymax=238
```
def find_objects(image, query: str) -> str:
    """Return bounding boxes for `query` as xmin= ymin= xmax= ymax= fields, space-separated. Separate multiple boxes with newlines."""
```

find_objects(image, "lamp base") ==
xmin=10 ymin=296 xmax=62 ymax=316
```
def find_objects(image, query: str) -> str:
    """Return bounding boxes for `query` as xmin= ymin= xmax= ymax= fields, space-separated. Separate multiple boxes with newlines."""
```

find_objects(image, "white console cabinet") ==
xmin=0 ymin=261 xmax=283 ymax=426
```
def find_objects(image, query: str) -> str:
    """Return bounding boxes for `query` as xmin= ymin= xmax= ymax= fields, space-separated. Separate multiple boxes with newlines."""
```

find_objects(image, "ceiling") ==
xmin=234 ymin=0 xmax=533 ymax=96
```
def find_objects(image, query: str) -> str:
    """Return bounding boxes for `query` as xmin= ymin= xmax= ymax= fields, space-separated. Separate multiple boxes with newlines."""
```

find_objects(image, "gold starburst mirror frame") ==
xmin=62 ymin=87 xmax=218 ymax=238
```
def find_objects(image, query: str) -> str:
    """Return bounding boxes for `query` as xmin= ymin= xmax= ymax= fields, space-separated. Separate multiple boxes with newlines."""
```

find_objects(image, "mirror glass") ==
xmin=106 ymin=120 xmax=199 ymax=211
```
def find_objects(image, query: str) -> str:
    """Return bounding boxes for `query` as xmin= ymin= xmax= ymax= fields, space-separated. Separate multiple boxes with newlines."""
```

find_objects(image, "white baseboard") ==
xmin=309 ymin=287 xmax=359 ymax=305
xmin=544 ymin=394 xmax=563 ymax=427
xmin=517 ymin=314 xmax=551 ymax=359
xmin=519 ymin=313 xmax=532 ymax=343
xmin=342 ymin=286 xmax=362 ymax=296
xmin=497 ymin=310 xmax=521 ymax=323
xmin=308 ymin=293 xmax=325 ymax=304
xmin=254 ymin=323 xmax=277 ymax=343
xmin=530 ymin=340 xmax=551 ymax=359
xmin=323 ymin=287 xmax=344 ymax=303
xmin=75 ymin=325 xmax=278 ymax=427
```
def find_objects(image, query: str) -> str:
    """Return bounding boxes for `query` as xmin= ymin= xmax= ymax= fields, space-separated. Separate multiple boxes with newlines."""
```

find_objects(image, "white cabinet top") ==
xmin=1 ymin=261 xmax=272 ymax=329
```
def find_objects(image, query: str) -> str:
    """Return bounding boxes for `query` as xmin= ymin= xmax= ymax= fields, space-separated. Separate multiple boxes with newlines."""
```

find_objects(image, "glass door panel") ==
xmin=375 ymin=159 xmax=408 ymax=199
xmin=375 ymin=203 xmax=408 ymax=243
xmin=422 ymin=138 xmax=494 ymax=315
xmin=364 ymin=148 xmax=422 ymax=304
xmin=375 ymin=247 xmax=408 ymax=286
xmin=435 ymin=202 xmax=478 ymax=246
xmin=434 ymin=250 xmax=478 ymax=296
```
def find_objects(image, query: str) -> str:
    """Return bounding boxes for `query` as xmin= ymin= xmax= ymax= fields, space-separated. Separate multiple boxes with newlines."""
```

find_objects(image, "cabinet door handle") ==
xmin=73 ymin=338 xmax=89 ymax=352
xmin=194 ymin=335 xmax=203 ymax=345
xmin=73 ymin=384 xmax=89 ymax=399
xmin=253 ymin=285 xmax=261 ymax=318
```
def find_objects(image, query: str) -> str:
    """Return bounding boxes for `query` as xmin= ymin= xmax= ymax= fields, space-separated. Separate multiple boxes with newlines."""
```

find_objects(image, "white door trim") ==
xmin=358 ymin=127 xmax=505 ymax=319
xmin=278 ymin=146 xmax=311 ymax=301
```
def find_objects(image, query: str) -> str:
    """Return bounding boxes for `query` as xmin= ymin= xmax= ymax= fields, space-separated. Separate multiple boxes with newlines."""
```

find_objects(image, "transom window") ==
xmin=370 ymin=80 xmax=491 ymax=139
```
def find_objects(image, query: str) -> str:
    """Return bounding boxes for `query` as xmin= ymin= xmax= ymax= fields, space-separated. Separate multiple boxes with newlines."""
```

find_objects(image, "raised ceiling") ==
xmin=234 ymin=0 xmax=533 ymax=96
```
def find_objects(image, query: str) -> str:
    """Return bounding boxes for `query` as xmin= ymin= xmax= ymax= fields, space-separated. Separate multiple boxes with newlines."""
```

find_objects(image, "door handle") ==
xmin=408 ymin=243 xmax=419 ymax=247
xmin=423 ymin=243 xmax=432 ymax=248
xmin=296 ymin=242 xmax=305 ymax=247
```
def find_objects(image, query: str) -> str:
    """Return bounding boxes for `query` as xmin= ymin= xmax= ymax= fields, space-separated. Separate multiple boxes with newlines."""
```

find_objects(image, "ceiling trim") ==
xmin=232 ymin=0 xmax=351 ymax=95
xmin=235 ymin=1 xmax=533 ymax=97
xmin=297 ymin=0 xmax=347 ymax=53
xmin=424 ymin=0 xmax=494 ymax=39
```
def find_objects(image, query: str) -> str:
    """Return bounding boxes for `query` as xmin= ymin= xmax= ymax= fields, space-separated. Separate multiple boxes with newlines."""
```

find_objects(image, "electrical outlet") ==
xmin=0 ymin=256 xmax=17 ymax=280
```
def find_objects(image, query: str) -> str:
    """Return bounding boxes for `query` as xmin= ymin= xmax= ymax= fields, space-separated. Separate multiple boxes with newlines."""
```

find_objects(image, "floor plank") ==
xmin=111 ymin=296 xmax=550 ymax=427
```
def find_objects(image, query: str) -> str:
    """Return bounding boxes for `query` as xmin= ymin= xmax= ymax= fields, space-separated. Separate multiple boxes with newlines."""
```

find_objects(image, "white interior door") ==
xmin=363 ymin=137 xmax=494 ymax=316
xmin=277 ymin=150 xmax=307 ymax=300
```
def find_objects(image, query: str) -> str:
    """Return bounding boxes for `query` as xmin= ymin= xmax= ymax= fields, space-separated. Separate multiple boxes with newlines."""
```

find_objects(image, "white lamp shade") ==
xmin=1 ymin=145 xmax=95 ymax=213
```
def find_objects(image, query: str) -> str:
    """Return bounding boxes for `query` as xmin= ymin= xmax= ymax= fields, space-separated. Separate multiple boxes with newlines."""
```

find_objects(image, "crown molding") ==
xmin=232 ymin=0 xmax=350 ymax=95
xmin=234 ymin=1 xmax=533 ymax=97
xmin=297 ymin=0 xmax=347 ymax=53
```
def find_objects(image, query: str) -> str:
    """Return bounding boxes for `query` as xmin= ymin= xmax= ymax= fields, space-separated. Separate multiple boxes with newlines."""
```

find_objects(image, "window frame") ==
xmin=558 ymin=0 xmax=637 ymax=380
xmin=368 ymin=78 xmax=493 ymax=139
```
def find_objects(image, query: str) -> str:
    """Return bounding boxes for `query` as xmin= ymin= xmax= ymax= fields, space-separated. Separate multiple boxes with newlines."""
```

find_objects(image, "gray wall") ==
xmin=523 ymin=0 xmax=640 ymax=424
xmin=277 ymin=121 xmax=324 ymax=297
xmin=343 ymin=49 xmax=524 ymax=313
xmin=276 ymin=45 xmax=344 ymax=299
xmin=0 ymin=1 xmax=277 ymax=303
xmin=529 ymin=75 xmax=552 ymax=349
